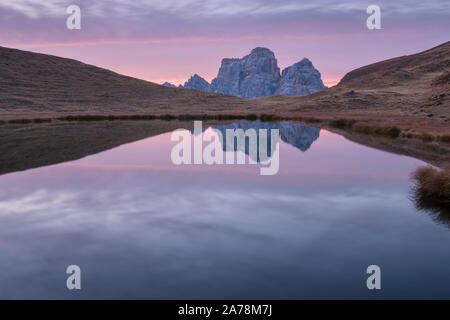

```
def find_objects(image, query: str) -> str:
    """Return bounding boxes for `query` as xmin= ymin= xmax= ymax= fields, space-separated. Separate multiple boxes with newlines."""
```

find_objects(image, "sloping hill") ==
xmin=250 ymin=41 xmax=450 ymax=136
xmin=339 ymin=41 xmax=450 ymax=88
xmin=0 ymin=46 xmax=246 ymax=116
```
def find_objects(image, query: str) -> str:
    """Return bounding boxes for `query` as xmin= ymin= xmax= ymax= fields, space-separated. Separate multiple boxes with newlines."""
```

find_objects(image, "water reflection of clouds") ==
xmin=0 ymin=124 xmax=449 ymax=299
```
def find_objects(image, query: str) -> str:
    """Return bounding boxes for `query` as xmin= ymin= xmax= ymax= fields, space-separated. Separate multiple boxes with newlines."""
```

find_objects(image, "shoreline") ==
xmin=1 ymin=110 xmax=449 ymax=144
xmin=1 ymin=117 xmax=449 ymax=173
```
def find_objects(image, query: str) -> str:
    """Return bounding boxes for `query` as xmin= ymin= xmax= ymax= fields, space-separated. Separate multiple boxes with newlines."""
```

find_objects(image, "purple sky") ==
xmin=1 ymin=0 xmax=449 ymax=86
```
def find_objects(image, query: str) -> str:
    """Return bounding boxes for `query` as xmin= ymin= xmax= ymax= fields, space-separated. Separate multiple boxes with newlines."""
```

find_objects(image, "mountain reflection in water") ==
xmin=207 ymin=121 xmax=320 ymax=162
xmin=0 ymin=121 xmax=448 ymax=299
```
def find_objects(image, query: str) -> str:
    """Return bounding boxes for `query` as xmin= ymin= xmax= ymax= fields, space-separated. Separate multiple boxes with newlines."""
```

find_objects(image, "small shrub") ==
xmin=58 ymin=115 xmax=108 ymax=121
xmin=57 ymin=114 xmax=160 ymax=121
xmin=352 ymin=124 xmax=401 ymax=138
xmin=411 ymin=167 xmax=450 ymax=226
xmin=177 ymin=114 xmax=210 ymax=121
xmin=244 ymin=114 xmax=258 ymax=121
xmin=412 ymin=167 xmax=450 ymax=205
xmin=57 ymin=116 xmax=73 ymax=121
xmin=383 ymin=126 xmax=402 ymax=138
xmin=420 ymin=134 xmax=435 ymax=142
xmin=329 ymin=119 xmax=356 ymax=129
xmin=213 ymin=114 xmax=242 ymax=120
xmin=439 ymin=135 xmax=450 ymax=143
xmin=33 ymin=118 xmax=52 ymax=123
xmin=124 ymin=114 xmax=157 ymax=120
xmin=178 ymin=114 xmax=197 ymax=121
xmin=300 ymin=117 xmax=322 ymax=123
xmin=259 ymin=114 xmax=278 ymax=122
xmin=159 ymin=114 xmax=176 ymax=121
xmin=8 ymin=119 xmax=32 ymax=124
xmin=142 ymin=115 xmax=158 ymax=120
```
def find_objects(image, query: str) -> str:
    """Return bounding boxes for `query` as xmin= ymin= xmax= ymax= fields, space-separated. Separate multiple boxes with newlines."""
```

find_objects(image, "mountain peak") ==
xmin=210 ymin=47 xmax=280 ymax=98
xmin=166 ymin=48 xmax=326 ymax=98
xmin=162 ymin=82 xmax=176 ymax=87
xmin=249 ymin=47 xmax=275 ymax=56
xmin=276 ymin=58 xmax=326 ymax=95
xmin=296 ymin=58 xmax=313 ymax=66
xmin=183 ymin=74 xmax=211 ymax=91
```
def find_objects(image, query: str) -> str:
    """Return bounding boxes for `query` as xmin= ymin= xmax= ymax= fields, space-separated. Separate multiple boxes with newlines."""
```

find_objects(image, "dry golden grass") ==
xmin=412 ymin=167 xmax=450 ymax=204
xmin=328 ymin=119 xmax=401 ymax=138
xmin=411 ymin=166 xmax=450 ymax=227
xmin=0 ymin=46 xmax=246 ymax=114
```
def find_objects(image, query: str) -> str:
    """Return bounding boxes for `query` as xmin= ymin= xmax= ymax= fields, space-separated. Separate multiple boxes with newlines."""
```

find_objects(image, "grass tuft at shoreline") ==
xmin=3 ymin=113 xmax=283 ymax=124
xmin=8 ymin=118 xmax=52 ymax=124
xmin=329 ymin=118 xmax=401 ymax=138
xmin=412 ymin=167 xmax=450 ymax=204
xmin=411 ymin=166 xmax=450 ymax=226
xmin=3 ymin=114 xmax=447 ymax=145
xmin=329 ymin=119 xmax=356 ymax=129
xmin=439 ymin=135 xmax=450 ymax=143
xmin=352 ymin=124 xmax=401 ymax=138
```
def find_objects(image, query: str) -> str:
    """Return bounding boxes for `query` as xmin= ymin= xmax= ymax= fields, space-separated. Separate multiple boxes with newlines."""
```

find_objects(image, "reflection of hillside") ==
xmin=212 ymin=121 xmax=320 ymax=162
xmin=0 ymin=121 xmax=192 ymax=176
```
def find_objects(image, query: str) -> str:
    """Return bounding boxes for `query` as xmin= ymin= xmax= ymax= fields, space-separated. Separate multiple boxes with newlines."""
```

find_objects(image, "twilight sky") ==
xmin=0 ymin=0 xmax=449 ymax=87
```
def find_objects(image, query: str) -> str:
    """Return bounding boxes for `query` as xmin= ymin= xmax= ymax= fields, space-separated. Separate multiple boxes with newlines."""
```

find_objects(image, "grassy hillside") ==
xmin=0 ymin=46 xmax=246 ymax=115
xmin=0 ymin=42 xmax=449 ymax=142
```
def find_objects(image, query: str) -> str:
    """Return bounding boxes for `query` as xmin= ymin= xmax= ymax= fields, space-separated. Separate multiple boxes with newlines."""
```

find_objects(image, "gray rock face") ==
xmin=162 ymin=82 xmax=176 ymax=88
xmin=164 ymin=48 xmax=326 ymax=98
xmin=209 ymin=59 xmax=242 ymax=97
xmin=183 ymin=74 xmax=211 ymax=91
xmin=211 ymin=121 xmax=320 ymax=162
xmin=210 ymin=47 xmax=281 ymax=98
xmin=275 ymin=58 xmax=326 ymax=95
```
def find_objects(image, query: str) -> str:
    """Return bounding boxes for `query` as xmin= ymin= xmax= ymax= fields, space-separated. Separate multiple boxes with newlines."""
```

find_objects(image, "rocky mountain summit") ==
xmin=210 ymin=48 xmax=281 ymax=98
xmin=165 ymin=47 xmax=326 ymax=98
xmin=183 ymin=74 xmax=211 ymax=91
xmin=275 ymin=58 xmax=326 ymax=95
xmin=162 ymin=82 xmax=177 ymax=88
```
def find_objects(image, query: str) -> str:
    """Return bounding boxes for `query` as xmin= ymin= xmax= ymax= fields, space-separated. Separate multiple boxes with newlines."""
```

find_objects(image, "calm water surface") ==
xmin=0 ymin=121 xmax=448 ymax=299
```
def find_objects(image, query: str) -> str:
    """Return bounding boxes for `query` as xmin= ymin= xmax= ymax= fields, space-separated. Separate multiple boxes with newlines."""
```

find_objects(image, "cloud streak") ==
xmin=1 ymin=0 xmax=449 ymax=19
